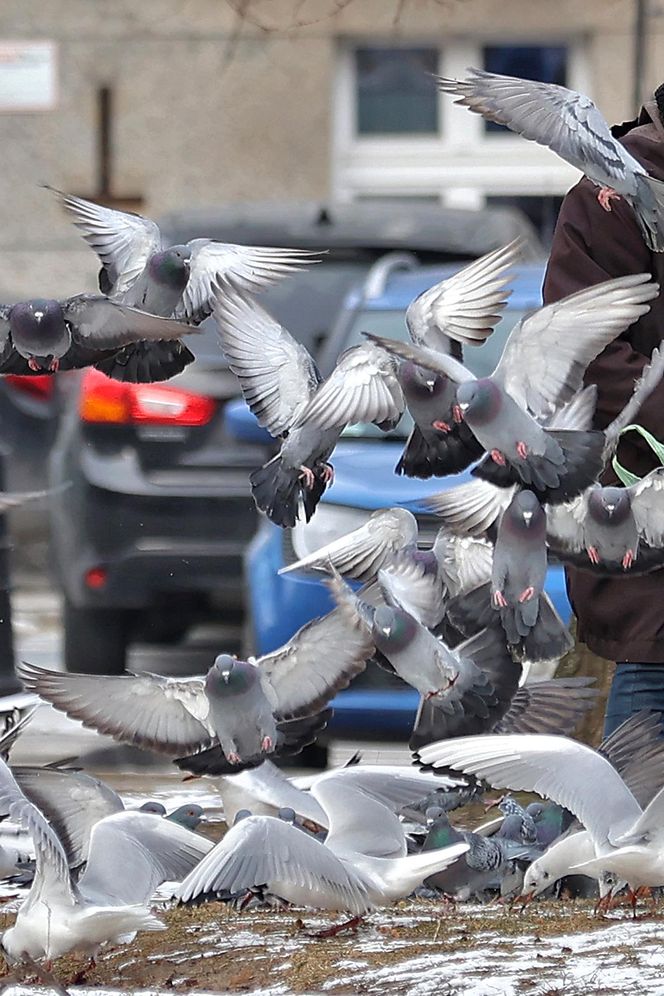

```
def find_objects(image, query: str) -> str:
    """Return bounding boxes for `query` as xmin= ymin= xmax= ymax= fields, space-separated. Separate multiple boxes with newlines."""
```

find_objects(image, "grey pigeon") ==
xmin=546 ymin=467 xmax=664 ymax=574
xmin=17 ymin=597 xmax=374 ymax=772
xmin=0 ymin=294 xmax=198 ymax=381
xmin=49 ymin=186 xmax=317 ymax=321
xmin=330 ymin=569 xmax=521 ymax=739
xmin=139 ymin=801 xmax=167 ymax=816
xmin=214 ymin=283 xmax=403 ymax=527
xmin=280 ymin=506 xmax=493 ymax=629
xmin=167 ymin=803 xmax=204 ymax=831
xmin=437 ymin=69 xmax=664 ymax=252
xmin=363 ymin=272 xmax=658 ymax=501
xmin=422 ymin=807 xmax=531 ymax=900
xmin=396 ymin=240 xmax=522 ymax=477
xmin=496 ymin=797 xmax=538 ymax=845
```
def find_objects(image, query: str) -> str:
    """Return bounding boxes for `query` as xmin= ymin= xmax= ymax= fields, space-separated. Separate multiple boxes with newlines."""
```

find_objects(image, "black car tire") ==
xmin=63 ymin=599 xmax=135 ymax=675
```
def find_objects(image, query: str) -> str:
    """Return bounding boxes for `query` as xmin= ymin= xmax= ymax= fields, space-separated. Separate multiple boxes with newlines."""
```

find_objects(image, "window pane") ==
xmin=483 ymin=45 xmax=568 ymax=134
xmin=355 ymin=47 xmax=439 ymax=136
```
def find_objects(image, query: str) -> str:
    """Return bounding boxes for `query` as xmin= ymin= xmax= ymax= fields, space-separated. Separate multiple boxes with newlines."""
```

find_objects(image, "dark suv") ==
xmin=49 ymin=201 xmax=540 ymax=674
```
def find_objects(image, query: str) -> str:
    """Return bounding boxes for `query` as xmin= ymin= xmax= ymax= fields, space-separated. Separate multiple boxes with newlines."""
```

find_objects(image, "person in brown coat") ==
xmin=542 ymin=87 xmax=664 ymax=735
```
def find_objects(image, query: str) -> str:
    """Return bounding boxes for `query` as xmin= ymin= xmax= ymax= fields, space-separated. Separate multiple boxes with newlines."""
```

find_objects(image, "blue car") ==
xmin=229 ymin=256 xmax=572 ymax=743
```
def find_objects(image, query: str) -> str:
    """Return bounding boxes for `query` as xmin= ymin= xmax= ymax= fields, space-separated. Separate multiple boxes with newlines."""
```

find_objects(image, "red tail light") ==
xmin=5 ymin=374 xmax=55 ymax=400
xmin=79 ymin=369 xmax=216 ymax=426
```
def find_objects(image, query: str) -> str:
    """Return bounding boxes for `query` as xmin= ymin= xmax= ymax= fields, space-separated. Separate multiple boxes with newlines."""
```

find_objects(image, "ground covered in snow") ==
xmin=3 ymin=899 xmax=664 ymax=995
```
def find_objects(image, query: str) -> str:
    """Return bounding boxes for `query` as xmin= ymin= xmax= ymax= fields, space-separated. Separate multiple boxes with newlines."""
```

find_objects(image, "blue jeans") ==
xmin=603 ymin=662 xmax=664 ymax=737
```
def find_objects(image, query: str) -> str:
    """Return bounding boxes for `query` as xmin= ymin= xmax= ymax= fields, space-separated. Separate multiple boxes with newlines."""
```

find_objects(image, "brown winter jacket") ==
xmin=542 ymin=100 xmax=664 ymax=663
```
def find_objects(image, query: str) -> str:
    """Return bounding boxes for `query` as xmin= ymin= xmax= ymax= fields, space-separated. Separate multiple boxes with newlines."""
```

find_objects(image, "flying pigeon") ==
xmin=48 ymin=186 xmax=318 ymax=321
xmin=330 ymin=569 xmax=521 ymax=739
xmin=279 ymin=506 xmax=493 ymax=629
xmin=0 ymin=756 xmax=210 ymax=965
xmin=17 ymin=596 xmax=374 ymax=772
xmin=363 ymin=272 xmax=659 ymax=502
xmin=0 ymin=294 xmax=199 ymax=381
xmin=213 ymin=283 xmax=403 ymax=528
xmin=437 ymin=69 xmax=664 ymax=252
xmin=397 ymin=239 xmax=522 ymax=477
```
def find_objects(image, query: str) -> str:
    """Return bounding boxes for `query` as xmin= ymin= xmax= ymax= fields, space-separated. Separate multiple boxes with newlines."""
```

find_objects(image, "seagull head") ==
xmin=9 ymin=298 xmax=70 ymax=370
xmin=149 ymin=245 xmax=192 ymax=290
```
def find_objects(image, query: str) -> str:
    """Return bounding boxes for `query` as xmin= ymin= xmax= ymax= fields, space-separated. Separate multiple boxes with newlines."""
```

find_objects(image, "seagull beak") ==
xmin=511 ymin=890 xmax=535 ymax=911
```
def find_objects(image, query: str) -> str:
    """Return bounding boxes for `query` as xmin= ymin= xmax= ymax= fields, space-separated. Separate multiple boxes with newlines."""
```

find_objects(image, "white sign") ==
xmin=0 ymin=41 xmax=56 ymax=112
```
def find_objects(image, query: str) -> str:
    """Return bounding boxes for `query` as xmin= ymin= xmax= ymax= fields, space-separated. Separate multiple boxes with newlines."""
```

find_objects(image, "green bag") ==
xmin=612 ymin=424 xmax=664 ymax=486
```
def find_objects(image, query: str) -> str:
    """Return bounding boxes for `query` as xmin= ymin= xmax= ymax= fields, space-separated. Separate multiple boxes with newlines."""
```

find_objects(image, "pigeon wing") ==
xmin=212 ymin=283 xmax=319 ymax=437
xmin=62 ymin=295 xmax=198 ymax=350
xmin=176 ymin=239 xmax=319 ymax=324
xmin=406 ymin=239 xmax=520 ymax=349
xmin=49 ymin=188 xmax=161 ymax=295
xmin=437 ymin=70 xmax=643 ymax=186
xmin=422 ymin=480 xmax=516 ymax=536
xmin=295 ymin=343 xmax=404 ymax=430
xmin=16 ymin=661 xmax=214 ymax=756
xmin=491 ymin=274 xmax=658 ymax=420
xmin=257 ymin=604 xmax=374 ymax=720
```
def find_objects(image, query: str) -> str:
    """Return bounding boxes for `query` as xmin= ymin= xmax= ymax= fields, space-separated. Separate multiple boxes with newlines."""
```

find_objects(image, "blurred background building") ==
xmin=0 ymin=0 xmax=659 ymax=297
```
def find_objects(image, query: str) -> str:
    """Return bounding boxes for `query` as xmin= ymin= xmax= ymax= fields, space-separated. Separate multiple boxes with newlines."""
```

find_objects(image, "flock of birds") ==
xmin=1 ymin=66 xmax=664 ymax=975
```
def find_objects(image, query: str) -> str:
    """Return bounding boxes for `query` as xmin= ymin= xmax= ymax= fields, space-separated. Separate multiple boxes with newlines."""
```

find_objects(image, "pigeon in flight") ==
xmin=437 ymin=68 xmax=664 ymax=251
xmin=48 ymin=186 xmax=318 ymax=321
xmin=0 ymin=294 xmax=198 ymax=380
xmin=17 ymin=596 xmax=374 ymax=772
xmin=213 ymin=283 xmax=403 ymax=527
xmin=365 ymin=273 xmax=658 ymax=502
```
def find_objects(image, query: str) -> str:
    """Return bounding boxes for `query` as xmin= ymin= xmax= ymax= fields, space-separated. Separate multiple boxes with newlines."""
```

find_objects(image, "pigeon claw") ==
xmin=27 ymin=357 xmax=41 ymax=372
xmin=516 ymin=441 xmax=529 ymax=460
xmin=490 ymin=449 xmax=506 ymax=466
xmin=452 ymin=404 xmax=464 ymax=424
xmin=48 ymin=357 xmax=60 ymax=373
xmin=432 ymin=419 xmax=451 ymax=434
xmin=298 ymin=466 xmax=316 ymax=489
xmin=261 ymin=736 xmax=274 ymax=753
xmin=319 ymin=462 xmax=335 ymax=486
xmin=518 ymin=586 xmax=535 ymax=603
xmin=597 ymin=186 xmax=621 ymax=212
xmin=622 ymin=549 xmax=635 ymax=570
xmin=587 ymin=546 xmax=600 ymax=565
xmin=493 ymin=590 xmax=509 ymax=608
xmin=227 ymin=751 xmax=242 ymax=765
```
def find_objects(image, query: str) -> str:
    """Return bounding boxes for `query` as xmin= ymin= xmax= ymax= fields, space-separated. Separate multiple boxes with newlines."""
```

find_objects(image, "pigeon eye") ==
xmin=543 ymin=871 xmax=549 ymax=880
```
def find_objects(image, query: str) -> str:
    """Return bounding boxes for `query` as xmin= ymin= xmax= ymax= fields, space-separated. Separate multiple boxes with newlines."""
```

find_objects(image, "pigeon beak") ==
xmin=605 ymin=504 xmax=615 ymax=517
xmin=221 ymin=671 xmax=230 ymax=684
xmin=458 ymin=402 xmax=470 ymax=412
xmin=33 ymin=311 xmax=44 ymax=323
xmin=425 ymin=379 xmax=436 ymax=391
xmin=522 ymin=510 xmax=533 ymax=527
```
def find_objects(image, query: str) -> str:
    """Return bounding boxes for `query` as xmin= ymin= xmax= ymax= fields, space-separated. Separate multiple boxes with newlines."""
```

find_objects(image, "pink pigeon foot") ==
xmin=48 ymin=357 xmax=60 ymax=372
xmin=261 ymin=736 xmax=274 ymax=752
xmin=320 ymin=463 xmax=334 ymax=485
xmin=597 ymin=186 xmax=621 ymax=212
xmin=493 ymin=590 xmax=508 ymax=608
xmin=227 ymin=751 xmax=242 ymax=765
xmin=27 ymin=357 xmax=41 ymax=372
xmin=432 ymin=419 xmax=451 ymax=433
xmin=518 ymin=586 xmax=535 ymax=603
xmin=298 ymin=465 xmax=315 ymax=489
xmin=516 ymin=441 xmax=529 ymax=460
xmin=452 ymin=404 xmax=463 ymax=424
xmin=490 ymin=449 xmax=506 ymax=466
xmin=622 ymin=549 xmax=635 ymax=569
xmin=587 ymin=546 xmax=600 ymax=565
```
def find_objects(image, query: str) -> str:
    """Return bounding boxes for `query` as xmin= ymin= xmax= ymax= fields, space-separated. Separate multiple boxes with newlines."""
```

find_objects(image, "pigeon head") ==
xmin=278 ymin=807 xmax=297 ymax=824
xmin=9 ymin=299 xmax=70 ymax=370
xmin=401 ymin=361 xmax=447 ymax=395
xmin=525 ymin=801 xmax=546 ymax=821
xmin=455 ymin=378 xmax=501 ymax=424
xmin=206 ymin=654 xmax=257 ymax=697
xmin=588 ymin=487 xmax=631 ymax=524
xmin=371 ymin=605 xmax=417 ymax=652
xmin=149 ymin=245 xmax=192 ymax=290
xmin=424 ymin=805 xmax=447 ymax=826
xmin=504 ymin=490 xmax=545 ymax=535
xmin=139 ymin=801 xmax=167 ymax=816
xmin=233 ymin=808 xmax=252 ymax=825
xmin=167 ymin=803 xmax=204 ymax=830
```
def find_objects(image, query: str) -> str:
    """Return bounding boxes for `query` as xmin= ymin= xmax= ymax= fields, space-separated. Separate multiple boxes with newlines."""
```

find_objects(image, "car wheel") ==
xmin=63 ymin=599 xmax=135 ymax=675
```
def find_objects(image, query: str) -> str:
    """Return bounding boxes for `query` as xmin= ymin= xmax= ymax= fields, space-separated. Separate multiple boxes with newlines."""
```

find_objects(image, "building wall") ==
xmin=0 ymin=0 xmax=654 ymax=296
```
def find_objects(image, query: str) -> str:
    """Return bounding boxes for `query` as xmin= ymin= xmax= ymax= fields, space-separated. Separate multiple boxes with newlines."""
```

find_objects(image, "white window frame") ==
xmin=332 ymin=38 xmax=590 ymax=208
